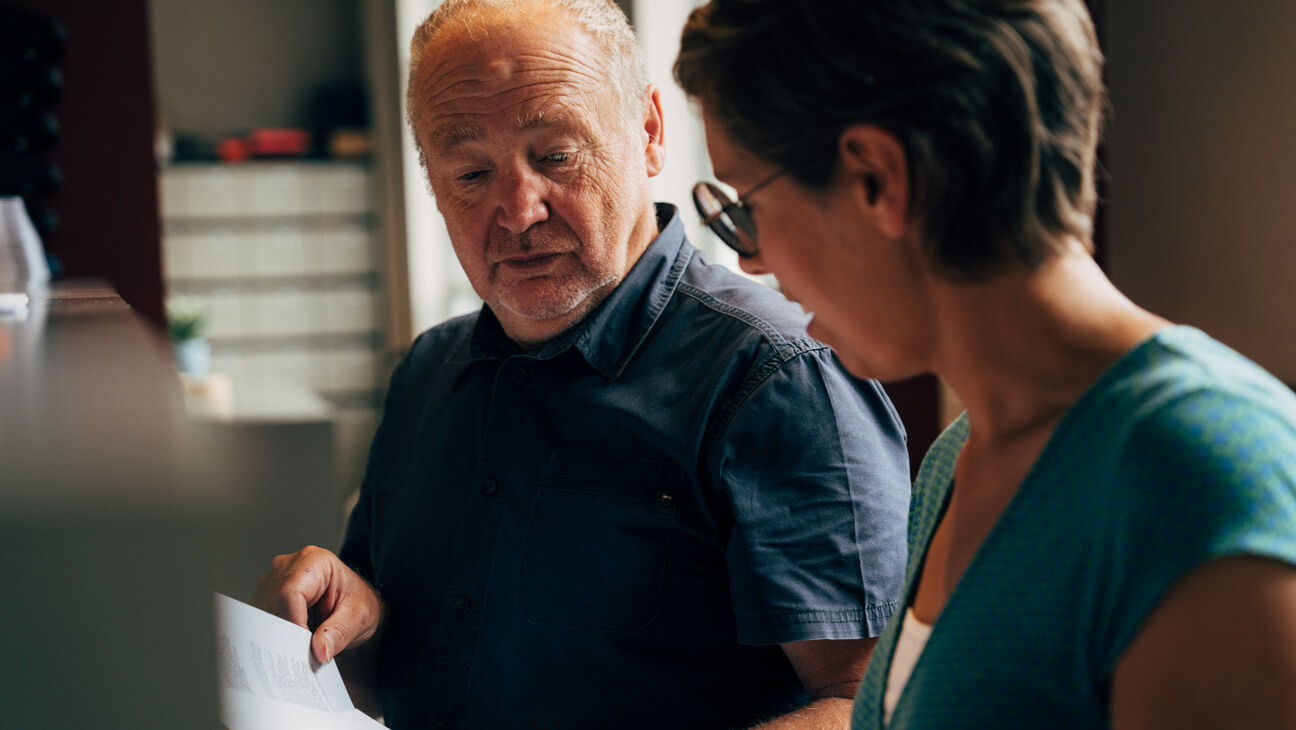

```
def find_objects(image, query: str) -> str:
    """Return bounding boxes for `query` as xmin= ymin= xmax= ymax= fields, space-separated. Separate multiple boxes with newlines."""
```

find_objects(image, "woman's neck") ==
xmin=928 ymin=240 xmax=1171 ymax=446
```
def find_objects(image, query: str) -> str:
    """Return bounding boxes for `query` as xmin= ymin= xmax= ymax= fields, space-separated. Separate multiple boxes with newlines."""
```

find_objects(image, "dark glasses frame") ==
xmin=691 ymin=168 xmax=786 ymax=258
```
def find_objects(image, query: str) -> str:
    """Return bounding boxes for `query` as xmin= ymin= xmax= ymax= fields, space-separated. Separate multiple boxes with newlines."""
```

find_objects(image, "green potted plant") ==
xmin=166 ymin=297 xmax=210 ymax=377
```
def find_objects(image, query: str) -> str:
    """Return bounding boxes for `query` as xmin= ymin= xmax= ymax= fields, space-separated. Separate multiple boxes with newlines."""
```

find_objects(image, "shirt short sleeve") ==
xmin=1099 ymin=387 xmax=1296 ymax=674
xmin=710 ymin=345 xmax=911 ymax=645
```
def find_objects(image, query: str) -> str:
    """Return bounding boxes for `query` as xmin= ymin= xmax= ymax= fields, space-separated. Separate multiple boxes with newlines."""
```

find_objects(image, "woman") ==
xmin=675 ymin=1 xmax=1296 ymax=728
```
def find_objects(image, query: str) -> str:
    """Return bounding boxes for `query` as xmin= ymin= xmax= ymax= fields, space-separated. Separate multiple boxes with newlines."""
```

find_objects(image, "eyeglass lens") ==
xmin=692 ymin=182 xmax=758 ymax=257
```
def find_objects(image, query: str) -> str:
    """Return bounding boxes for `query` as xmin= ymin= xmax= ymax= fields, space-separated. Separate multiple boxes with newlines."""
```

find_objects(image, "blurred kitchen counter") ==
xmin=0 ymin=280 xmax=339 ymax=729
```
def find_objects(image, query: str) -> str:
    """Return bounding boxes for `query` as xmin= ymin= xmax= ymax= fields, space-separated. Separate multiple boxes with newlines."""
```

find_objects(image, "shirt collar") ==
xmin=454 ymin=203 xmax=690 ymax=378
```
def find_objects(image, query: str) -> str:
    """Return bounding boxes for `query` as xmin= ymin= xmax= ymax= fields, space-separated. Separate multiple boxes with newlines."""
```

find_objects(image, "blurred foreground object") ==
xmin=0 ymin=282 xmax=234 ymax=729
xmin=0 ymin=280 xmax=342 ymax=729
xmin=0 ymin=196 xmax=51 ymax=300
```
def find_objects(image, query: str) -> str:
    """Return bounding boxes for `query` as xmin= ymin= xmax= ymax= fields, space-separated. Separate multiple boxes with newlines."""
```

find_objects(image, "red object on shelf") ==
xmin=246 ymin=127 xmax=311 ymax=157
xmin=216 ymin=136 xmax=250 ymax=162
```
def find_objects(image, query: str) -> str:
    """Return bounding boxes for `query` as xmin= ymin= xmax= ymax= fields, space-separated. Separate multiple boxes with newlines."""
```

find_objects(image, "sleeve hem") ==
xmin=736 ymin=601 xmax=899 ymax=645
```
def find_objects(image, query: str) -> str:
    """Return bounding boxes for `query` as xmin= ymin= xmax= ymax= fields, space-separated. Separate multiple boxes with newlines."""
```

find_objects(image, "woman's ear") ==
xmin=838 ymin=125 xmax=909 ymax=239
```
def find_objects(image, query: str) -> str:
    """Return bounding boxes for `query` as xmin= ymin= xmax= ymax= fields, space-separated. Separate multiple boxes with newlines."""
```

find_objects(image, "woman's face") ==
xmin=701 ymin=109 xmax=934 ymax=380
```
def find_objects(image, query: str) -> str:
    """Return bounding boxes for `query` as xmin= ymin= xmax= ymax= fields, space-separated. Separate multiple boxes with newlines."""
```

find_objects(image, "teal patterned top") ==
xmin=851 ymin=326 xmax=1296 ymax=729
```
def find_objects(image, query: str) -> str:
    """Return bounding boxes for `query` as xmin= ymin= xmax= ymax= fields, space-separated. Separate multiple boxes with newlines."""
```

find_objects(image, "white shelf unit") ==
xmin=160 ymin=161 xmax=386 ymax=492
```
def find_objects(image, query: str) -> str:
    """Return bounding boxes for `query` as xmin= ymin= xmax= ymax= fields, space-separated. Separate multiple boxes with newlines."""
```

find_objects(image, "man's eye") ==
xmin=458 ymin=170 xmax=486 ymax=182
xmin=543 ymin=152 xmax=571 ymax=164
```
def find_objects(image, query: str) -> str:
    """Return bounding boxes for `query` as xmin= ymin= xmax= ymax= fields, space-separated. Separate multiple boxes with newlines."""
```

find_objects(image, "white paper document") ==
xmin=214 ymin=592 xmax=385 ymax=729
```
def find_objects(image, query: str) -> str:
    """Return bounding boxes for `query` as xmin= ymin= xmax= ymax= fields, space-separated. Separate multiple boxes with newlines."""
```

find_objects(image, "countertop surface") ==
xmin=0 ymin=281 xmax=198 ymax=511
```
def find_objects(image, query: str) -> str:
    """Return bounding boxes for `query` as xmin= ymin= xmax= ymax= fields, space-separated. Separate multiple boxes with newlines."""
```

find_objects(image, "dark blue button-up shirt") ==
xmin=340 ymin=205 xmax=911 ymax=730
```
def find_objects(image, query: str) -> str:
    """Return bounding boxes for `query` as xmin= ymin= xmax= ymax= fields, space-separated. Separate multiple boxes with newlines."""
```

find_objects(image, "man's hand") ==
xmin=254 ymin=545 xmax=382 ymax=665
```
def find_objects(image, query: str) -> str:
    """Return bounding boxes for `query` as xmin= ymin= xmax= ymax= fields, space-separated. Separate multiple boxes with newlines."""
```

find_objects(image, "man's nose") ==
xmin=495 ymin=165 xmax=549 ymax=234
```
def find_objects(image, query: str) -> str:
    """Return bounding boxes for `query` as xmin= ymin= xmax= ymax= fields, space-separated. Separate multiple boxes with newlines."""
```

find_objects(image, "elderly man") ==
xmin=256 ymin=1 xmax=910 ymax=728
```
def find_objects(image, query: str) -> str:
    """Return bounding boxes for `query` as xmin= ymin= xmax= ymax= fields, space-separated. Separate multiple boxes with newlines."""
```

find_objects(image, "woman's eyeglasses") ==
xmin=691 ymin=169 xmax=785 ymax=258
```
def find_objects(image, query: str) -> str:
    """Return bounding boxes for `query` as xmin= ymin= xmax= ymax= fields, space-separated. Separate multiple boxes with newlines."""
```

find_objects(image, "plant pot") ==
xmin=173 ymin=337 xmax=211 ymax=377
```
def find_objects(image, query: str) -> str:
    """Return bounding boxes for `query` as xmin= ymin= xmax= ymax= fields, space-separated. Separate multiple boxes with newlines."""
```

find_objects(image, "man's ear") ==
xmin=838 ymin=125 xmax=909 ymax=239
xmin=642 ymin=84 xmax=666 ymax=177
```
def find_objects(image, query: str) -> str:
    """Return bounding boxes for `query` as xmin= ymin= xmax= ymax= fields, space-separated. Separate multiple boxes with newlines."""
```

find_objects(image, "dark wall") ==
xmin=883 ymin=373 xmax=941 ymax=481
xmin=149 ymin=0 xmax=365 ymax=141
xmin=8 ymin=0 xmax=164 ymax=330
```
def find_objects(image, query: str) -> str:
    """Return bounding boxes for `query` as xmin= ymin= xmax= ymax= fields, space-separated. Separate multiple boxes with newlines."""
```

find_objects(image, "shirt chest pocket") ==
xmin=517 ymin=451 xmax=683 ymax=633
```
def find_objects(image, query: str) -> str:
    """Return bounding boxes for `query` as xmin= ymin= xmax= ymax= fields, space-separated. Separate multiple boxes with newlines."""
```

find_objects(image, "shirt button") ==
xmin=452 ymin=595 xmax=472 ymax=617
xmin=480 ymin=478 xmax=498 ymax=496
xmin=511 ymin=367 xmax=528 ymax=384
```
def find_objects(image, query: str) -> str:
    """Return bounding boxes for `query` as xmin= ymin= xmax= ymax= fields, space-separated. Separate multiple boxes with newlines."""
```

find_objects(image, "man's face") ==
xmin=411 ymin=7 xmax=662 ymax=347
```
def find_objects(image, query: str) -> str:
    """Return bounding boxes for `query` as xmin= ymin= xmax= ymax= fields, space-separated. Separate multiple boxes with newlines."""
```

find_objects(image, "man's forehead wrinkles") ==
xmin=512 ymin=49 xmax=602 ymax=75
xmin=426 ymin=94 xmax=581 ymax=152
xmin=414 ymin=24 xmax=612 ymax=157
xmin=517 ymin=107 xmax=566 ymax=130
xmin=428 ymin=76 xmax=595 ymax=123
xmin=419 ymin=37 xmax=604 ymax=94
xmin=426 ymin=68 xmax=600 ymax=102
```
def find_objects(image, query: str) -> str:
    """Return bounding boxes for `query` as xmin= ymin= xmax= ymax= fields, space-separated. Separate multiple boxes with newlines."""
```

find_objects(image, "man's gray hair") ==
xmin=406 ymin=0 xmax=649 ymax=141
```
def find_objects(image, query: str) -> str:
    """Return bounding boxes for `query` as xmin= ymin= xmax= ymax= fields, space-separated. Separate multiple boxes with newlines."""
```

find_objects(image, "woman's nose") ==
xmin=737 ymin=250 xmax=770 ymax=277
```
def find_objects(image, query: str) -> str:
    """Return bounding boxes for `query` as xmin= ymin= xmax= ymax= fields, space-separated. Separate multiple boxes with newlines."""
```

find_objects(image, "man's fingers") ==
xmin=250 ymin=541 xmax=378 ymax=663
xmin=254 ymin=546 xmax=337 ymax=629
xmin=255 ymin=546 xmax=382 ymax=663
xmin=312 ymin=624 xmax=339 ymax=665
xmin=311 ymin=585 xmax=380 ymax=663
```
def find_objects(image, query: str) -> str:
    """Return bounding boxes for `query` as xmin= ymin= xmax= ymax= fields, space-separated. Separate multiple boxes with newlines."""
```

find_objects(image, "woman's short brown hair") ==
xmin=675 ymin=0 xmax=1105 ymax=280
